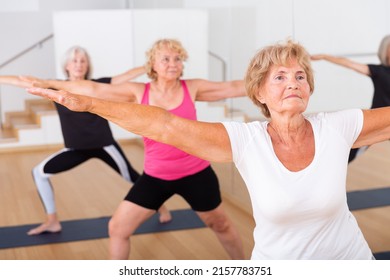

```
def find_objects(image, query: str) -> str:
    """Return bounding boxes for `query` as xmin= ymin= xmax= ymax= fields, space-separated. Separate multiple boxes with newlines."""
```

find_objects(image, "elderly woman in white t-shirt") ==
xmin=27 ymin=39 xmax=389 ymax=259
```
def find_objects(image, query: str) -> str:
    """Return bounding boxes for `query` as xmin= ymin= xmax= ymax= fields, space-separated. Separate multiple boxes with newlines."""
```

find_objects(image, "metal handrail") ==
xmin=0 ymin=34 xmax=54 ymax=69
xmin=208 ymin=51 xmax=226 ymax=81
xmin=0 ymin=33 xmax=54 ymax=129
xmin=208 ymin=50 xmax=237 ymax=119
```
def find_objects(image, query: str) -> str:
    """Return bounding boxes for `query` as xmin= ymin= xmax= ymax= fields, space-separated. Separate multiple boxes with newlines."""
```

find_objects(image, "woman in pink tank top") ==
xmin=141 ymin=80 xmax=210 ymax=180
xmin=25 ymin=38 xmax=247 ymax=260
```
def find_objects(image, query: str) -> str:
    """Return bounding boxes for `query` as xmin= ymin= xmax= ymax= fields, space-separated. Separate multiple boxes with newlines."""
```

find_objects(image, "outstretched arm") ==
xmin=110 ymin=66 xmax=146 ymax=85
xmin=187 ymin=79 xmax=246 ymax=101
xmin=310 ymin=54 xmax=370 ymax=76
xmin=353 ymin=108 xmax=390 ymax=148
xmin=21 ymin=77 xmax=141 ymax=103
xmin=27 ymin=87 xmax=233 ymax=162
xmin=0 ymin=75 xmax=33 ymax=88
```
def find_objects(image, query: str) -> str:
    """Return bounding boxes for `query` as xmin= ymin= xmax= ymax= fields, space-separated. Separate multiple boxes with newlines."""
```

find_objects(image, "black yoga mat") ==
xmin=373 ymin=251 xmax=390 ymax=260
xmin=347 ymin=187 xmax=390 ymax=211
xmin=0 ymin=209 xmax=205 ymax=249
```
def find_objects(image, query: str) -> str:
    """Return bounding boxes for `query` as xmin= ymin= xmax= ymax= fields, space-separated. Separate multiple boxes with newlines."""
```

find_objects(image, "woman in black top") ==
xmin=311 ymin=35 xmax=390 ymax=162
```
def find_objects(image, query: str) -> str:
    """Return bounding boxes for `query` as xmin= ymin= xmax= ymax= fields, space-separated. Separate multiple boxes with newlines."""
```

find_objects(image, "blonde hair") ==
xmin=145 ymin=39 xmax=188 ymax=80
xmin=377 ymin=35 xmax=390 ymax=66
xmin=244 ymin=39 xmax=315 ymax=118
xmin=62 ymin=46 xmax=92 ymax=79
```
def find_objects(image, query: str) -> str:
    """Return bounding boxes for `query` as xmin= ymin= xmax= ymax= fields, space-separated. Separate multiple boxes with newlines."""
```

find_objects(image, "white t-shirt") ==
xmin=223 ymin=109 xmax=373 ymax=259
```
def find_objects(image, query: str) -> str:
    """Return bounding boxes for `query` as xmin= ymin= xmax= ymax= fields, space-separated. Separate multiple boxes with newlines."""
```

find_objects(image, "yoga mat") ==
xmin=373 ymin=251 xmax=390 ymax=260
xmin=347 ymin=187 xmax=390 ymax=211
xmin=0 ymin=209 xmax=205 ymax=249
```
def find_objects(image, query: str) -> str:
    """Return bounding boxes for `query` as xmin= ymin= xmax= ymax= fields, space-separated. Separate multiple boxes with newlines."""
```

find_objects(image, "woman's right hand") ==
xmin=19 ymin=75 xmax=50 ymax=89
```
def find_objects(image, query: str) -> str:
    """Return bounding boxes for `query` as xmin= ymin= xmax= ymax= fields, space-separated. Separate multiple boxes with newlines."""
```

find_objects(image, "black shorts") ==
xmin=124 ymin=166 xmax=222 ymax=212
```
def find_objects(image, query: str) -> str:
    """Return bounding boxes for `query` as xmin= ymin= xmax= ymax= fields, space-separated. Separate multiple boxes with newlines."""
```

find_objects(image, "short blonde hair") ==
xmin=145 ymin=39 xmax=188 ymax=81
xmin=62 ymin=46 xmax=92 ymax=79
xmin=377 ymin=35 xmax=390 ymax=66
xmin=244 ymin=39 xmax=315 ymax=118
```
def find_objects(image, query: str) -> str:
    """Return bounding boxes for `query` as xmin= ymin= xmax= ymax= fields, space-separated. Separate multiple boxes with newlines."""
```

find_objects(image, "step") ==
xmin=26 ymin=99 xmax=56 ymax=115
xmin=4 ymin=111 xmax=39 ymax=129
xmin=0 ymin=127 xmax=17 ymax=143
xmin=0 ymin=99 xmax=57 ymax=144
xmin=4 ymin=99 xmax=56 ymax=128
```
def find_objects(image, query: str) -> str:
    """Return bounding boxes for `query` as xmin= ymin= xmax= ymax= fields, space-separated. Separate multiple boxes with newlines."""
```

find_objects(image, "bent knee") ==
xmin=108 ymin=217 xmax=130 ymax=238
xmin=108 ymin=214 xmax=145 ymax=239
xmin=205 ymin=216 xmax=231 ymax=233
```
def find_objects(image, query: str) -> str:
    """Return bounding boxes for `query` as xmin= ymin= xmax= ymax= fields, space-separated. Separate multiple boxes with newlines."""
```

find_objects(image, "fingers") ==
xmin=26 ymin=87 xmax=56 ymax=99
xmin=26 ymin=87 xmax=45 ymax=94
xmin=19 ymin=75 xmax=45 ymax=88
xmin=19 ymin=75 xmax=34 ymax=83
xmin=26 ymin=88 xmax=71 ymax=109
xmin=19 ymin=75 xmax=37 ymax=88
xmin=26 ymin=88 xmax=91 ymax=113
xmin=26 ymin=87 xmax=43 ymax=96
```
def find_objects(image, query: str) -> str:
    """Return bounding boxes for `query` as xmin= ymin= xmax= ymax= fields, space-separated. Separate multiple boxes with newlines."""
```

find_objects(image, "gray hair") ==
xmin=61 ymin=46 xmax=92 ymax=79
xmin=377 ymin=35 xmax=390 ymax=66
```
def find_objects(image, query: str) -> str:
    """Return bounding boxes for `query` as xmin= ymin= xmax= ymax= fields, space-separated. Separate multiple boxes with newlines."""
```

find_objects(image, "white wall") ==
xmin=0 ymin=0 xmax=126 ymax=63
xmin=294 ymin=0 xmax=389 ymax=113
xmin=0 ymin=0 xmax=127 ymax=125
xmin=0 ymin=41 xmax=55 ymax=116
xmin=53 ymin=10 xmax=136 ymax=80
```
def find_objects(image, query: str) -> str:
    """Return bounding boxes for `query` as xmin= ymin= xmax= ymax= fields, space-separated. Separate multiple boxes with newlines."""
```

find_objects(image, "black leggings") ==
xmin=43 ymin=142 xmax=139 ymax=181
xmin=32 ymin=142 xmax=139 ymax=214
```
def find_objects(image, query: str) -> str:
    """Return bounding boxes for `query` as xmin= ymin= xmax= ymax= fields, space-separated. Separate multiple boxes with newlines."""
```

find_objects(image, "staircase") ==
xmin=3 ymin=99 xmax=56 ymax=130
xmin=0 ymin=99 xmax=59 ymax=150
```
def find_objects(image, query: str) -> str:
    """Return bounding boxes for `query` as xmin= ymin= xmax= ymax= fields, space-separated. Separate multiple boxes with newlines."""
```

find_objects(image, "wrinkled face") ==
xmin=66 ymin=51 xmax=89 ymax=80
xmin=152 ymin=46 xmax=183 ymax=80
xmin=258 ymin=59 xmax=311 ymax=117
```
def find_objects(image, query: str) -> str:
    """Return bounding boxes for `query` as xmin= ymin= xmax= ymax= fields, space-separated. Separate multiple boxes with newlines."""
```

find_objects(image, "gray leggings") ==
xmin=32 ymin=143 xmax=139 ymax=214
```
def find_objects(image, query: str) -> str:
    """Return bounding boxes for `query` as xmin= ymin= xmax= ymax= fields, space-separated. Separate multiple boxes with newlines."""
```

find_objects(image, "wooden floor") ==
xmin=0 ymin=140 xmax=389 ymax=260
xmin=346 ymin=142 xmax=390 ymax=255
xmin=0 ymin=141 xmax=255 ymax=260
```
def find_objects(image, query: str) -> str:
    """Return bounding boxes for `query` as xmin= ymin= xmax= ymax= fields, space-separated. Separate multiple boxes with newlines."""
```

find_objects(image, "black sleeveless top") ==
xmin=55 ymin=77 xmax=115 ymax=149
xmin=368 ymin=64 xmax=390 ymax=109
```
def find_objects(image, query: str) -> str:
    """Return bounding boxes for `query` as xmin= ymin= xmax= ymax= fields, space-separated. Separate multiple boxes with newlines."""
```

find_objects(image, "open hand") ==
xmin=19 ymin=76 xmax=49 ymax=88
xmin=26 ymin=87 xmax=92 ymax=112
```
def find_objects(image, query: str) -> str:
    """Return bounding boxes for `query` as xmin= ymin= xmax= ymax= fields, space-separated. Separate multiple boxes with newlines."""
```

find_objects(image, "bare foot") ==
xmin=158 ymin=208 xmax=172 ymax=223
xmin=27 ymin=222 xmax=62 ymax=235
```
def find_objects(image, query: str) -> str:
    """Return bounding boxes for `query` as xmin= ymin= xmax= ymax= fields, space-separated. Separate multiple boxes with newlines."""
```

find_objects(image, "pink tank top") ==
xmin=141 ymin=80 xmax=210 ymax=180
